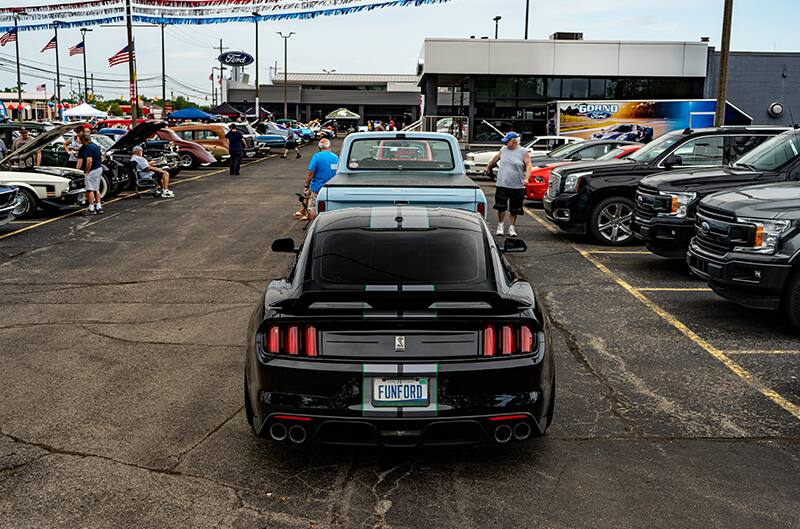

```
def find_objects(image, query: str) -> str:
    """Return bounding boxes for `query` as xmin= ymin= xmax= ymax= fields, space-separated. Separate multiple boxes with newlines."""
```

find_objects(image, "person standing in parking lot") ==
xmin=304 ymin=138 xmax=338 ymax=219
xmin=484 ymin=132 xmax=533 ymax=237
xmin=76 ymin=133 xmax=104 ymax=215
xmin=225 ymin=123 xmax=244 ymax=175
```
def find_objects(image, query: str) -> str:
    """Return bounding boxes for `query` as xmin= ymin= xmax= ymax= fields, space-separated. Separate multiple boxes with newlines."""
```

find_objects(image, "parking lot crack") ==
xmin=171 ymin=406 xmax=244 ymax=469
xmin=78 ymin=324 xmax=246 ymax=348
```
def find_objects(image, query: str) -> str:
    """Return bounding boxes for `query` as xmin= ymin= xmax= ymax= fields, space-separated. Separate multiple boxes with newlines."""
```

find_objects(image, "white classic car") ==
xmin=0 ymin=126 xmax=86 ymax=218
xmin=464 ymin=135 xmax=583 ymax=175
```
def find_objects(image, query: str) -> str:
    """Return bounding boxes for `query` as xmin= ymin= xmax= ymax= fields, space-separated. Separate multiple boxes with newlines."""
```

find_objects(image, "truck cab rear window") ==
xmin=347 ymin=138 xmax=455 ymax=171
xmin=312 ymin=229 xmax=485 ymax=285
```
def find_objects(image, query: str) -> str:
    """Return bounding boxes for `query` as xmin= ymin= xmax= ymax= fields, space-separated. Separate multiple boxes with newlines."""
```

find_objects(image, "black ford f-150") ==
xmin=543 ymin=127 xmax=787 ymax=245
xmin=687 ymin=181 xmax=800 ymax=331
xmin=634 ymin=129 xmax=800 ymax=258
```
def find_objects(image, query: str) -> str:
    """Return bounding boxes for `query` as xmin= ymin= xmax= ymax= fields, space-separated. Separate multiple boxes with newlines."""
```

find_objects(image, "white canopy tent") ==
xmin=63 ymin=103 xmax=108 ymax=119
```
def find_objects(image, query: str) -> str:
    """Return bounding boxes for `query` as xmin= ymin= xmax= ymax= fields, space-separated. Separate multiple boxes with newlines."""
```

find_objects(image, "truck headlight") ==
xmin=659 ymin=191 xmax=697 ymax=218
xmin=735 ymin=217 xmax=792 ymax=255
xmin=563 ymin=171 xmax=592 ymax=193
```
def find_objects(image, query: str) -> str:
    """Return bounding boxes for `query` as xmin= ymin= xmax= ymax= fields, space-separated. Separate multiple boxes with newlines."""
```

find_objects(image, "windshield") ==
xmin=548 ymin=142 xmax=586 ymax=159
xmin=92 ymin=135 xmax=115 ymax=150
xmin=734 ymin=132 xmax=800 ymax=171
xmin=347 ymin=138 xmax=455 ymax=171
xmin=312 ymin=229 xmax=486 ymax=285
xmin=598 ymin=146 xmax=631 ymax=160
xmin=627 ymin=133 xmax=683 ymax=164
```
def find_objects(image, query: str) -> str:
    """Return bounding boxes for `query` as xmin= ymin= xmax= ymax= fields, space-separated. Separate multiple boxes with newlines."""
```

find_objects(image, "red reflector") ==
xmin=316 ymin=200 xmax=326 ymax=213
xmin=268 ymin=326 xmax=280 ymax=353
xmin=477 ymin=202 xmax=486 ymax=216
xmin=305 ymin=326 xmax=317 ymax=357
xmin=501 ymin=325 xmax=514 ymax=355
xmin=488 ymin=414 xmax=529 ymax=422
xmin=483 ymin=324 xmax=495 ymax=357
xmin=287 ymin=326 xmax=299 ymax=355
xmin=520 ymin=325 xmax=534 ymax=353
xmin=272 ymin=414 xmax=312 ymax=422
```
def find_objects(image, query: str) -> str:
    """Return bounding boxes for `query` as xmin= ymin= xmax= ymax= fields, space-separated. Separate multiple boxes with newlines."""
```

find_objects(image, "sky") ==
xmin=1 ymin=0 xmax=799 ymax=103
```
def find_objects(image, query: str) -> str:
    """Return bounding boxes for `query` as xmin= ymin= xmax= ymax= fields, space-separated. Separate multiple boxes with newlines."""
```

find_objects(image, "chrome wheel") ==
xmin=179 ymin=153 xmax=195 ymax=168
xmin=596 ymin=202 xmax=634 ymax=243
xmin=11 ymin=189 xmax=35 ymax=218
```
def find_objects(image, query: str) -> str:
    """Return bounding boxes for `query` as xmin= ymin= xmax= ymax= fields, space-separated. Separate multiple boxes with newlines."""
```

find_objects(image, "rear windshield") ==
xmin=312 ymin=229 xmax=486 ymax=285
xmin=347 ymin=138 xmax=455 ymax=171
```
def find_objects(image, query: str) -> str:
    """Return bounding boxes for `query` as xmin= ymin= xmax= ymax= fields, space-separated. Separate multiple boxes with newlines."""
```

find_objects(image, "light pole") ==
xmin=277 ymin=31 xmax=295 ymax=119
xmin=524 ymin=0 xmax=531 ymax=39
xmin=253 ymin=13 xmax=260 ymax=120
xmin=13 ymin=13 xmax=26 ymax=120
xmin=52 ymin=21 xmax=62 ymax=109
xmin=80 ymin=28 xmax=92 ymax=102
xmin=494 ymin=16 xmax=501 ymax=39
xmin=161 ymin=23 xmax=167 ymax=113
xmin=714 ymin=0 xmax=733 ymax=127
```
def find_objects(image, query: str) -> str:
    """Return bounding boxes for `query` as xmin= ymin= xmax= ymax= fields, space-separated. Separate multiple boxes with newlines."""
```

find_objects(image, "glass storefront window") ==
xmin=546 ymin=78 xmax=561 ymax=99
xmin=589 ymin=78 xmax=607 ymax=99
xmin=561 ymin=78 xmax=589 ymax=99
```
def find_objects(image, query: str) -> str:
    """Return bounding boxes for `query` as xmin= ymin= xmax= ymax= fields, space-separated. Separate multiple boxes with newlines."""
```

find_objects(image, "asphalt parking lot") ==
xmin=1 ymin=140 xmax=799 ymax=529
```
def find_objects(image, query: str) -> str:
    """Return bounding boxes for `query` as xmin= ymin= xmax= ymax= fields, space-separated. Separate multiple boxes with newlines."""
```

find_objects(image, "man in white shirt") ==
xmin=131 ymin=145 xmax=174 ymax=198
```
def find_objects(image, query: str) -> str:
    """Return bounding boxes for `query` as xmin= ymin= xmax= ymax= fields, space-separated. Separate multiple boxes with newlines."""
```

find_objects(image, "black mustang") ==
xmin=244 ymin=207 xmax=556 ymax=447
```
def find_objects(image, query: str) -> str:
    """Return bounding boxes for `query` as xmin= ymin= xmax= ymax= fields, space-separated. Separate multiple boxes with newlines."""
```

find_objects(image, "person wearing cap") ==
xmin=484 ymin=131 xmax=533 ymax=237
xmin=225 ymin=123 xmax=245 ymax=175
xmin=11 ymin=128 xmax=41 ymax=169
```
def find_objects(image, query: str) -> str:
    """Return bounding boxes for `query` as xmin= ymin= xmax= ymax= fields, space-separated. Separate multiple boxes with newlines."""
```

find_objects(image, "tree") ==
xmin=108 ymin=102 xmax=121 ymax=116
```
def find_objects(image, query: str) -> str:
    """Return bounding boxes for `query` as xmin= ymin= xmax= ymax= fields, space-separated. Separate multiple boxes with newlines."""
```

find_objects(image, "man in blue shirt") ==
xmin=304 ymin=138 xmax=338 ymax=218
xmin=225 ymin=123 xmax=244 ymax=175
xmin=76 ymin=133 xmax=105 ymax=215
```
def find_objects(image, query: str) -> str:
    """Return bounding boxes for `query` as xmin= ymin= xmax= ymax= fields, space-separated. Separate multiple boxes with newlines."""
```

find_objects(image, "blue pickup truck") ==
xmin=316 ymin=132 xmax=488 ymax=216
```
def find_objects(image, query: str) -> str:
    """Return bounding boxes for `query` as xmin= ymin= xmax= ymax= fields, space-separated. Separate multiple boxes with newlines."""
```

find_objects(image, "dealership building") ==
xmin=225 ymin=33 xmax=800 ymax=144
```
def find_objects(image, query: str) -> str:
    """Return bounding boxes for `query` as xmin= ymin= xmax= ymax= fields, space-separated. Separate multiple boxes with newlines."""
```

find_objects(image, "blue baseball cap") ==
xmin=501 ymin=131 xmax=520 ymax=143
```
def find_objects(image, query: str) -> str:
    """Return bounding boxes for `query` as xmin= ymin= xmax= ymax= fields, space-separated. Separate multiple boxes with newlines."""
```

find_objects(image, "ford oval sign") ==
xmin=218 ymin=51 xmax=254 ymax=66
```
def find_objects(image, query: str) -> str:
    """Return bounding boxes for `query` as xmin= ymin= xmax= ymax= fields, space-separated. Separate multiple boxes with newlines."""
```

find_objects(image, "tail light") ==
xmin=483 ymin=323 xmax=538 ymax=357
xmin=316 ymin=200 xmax=326 ymax=213
xmin=477 ymin=202 xmax=486 ymax=216
xmin=261 ymin=324 xmax=318 ymax=358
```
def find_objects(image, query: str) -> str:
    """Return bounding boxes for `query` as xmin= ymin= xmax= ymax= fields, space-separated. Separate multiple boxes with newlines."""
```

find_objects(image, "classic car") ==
xmin=464 ymin=135 xmax=582 ymax=175
xmin=275 ymin=119 xmax=315 ymax=143
xmin=254 ymin=121 xmax=289 ymax=149
xmin=105 ymin=120 xmax=182 ymax=179
xmin=315 ymin=132 xmax=488 ymax=217
xmin=245 ymin=206 xmax=555 ymax=446
xmin=0 ymin=184 xmax=18 ymax=227
xmin=171 ymin=123 xmax=253 ymax=162
xmin=154 ymin=128 xmax=216 ymax=169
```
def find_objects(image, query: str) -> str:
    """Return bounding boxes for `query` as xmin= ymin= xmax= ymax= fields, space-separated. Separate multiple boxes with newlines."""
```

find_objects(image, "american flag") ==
xmin=108 ymin=45 xmax=134 ymax=67
xmin=68 ymin=41 xmax=84 ymax=56
xmin=0 ymin=29 xmax=17 ymax=47
xmin=41 ymin=36 xmax=56 ymax=53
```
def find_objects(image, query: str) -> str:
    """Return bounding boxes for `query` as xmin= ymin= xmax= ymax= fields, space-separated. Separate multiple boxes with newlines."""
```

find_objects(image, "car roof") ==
xmin=668 ymin=126 xmax=791 ymax=136
xmin=314 ymin=207 xmax=484 ymax=233
xmin=577 ymin=139 xmax=639 ymax=146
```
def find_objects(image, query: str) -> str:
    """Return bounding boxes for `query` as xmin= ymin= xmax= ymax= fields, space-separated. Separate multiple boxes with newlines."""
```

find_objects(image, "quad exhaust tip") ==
xmin=493 ymin=424 xmax=513 ymax=443
xmin=269 ymin=423 xmax=288 ymax=442
xmin=513 ymin=422 xmax=531 ymax=441
xmin=289 ymin=425 xmax=307 ymax=444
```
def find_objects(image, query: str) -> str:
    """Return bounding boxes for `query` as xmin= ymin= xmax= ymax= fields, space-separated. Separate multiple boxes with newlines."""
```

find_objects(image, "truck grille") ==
xmin=694 ymin=204 xmax=754 ymax=256
xmin=547 ymin=172 xmax=562 ymax=198
xmin=634 ymin=184 xmax=667 ymax=221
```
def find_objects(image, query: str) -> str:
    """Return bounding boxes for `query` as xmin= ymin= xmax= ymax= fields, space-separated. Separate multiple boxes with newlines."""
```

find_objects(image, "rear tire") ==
xmin=98 ymin=174 xmax=110 ymax=201
xmin=589 ymin=196 xmax=636 ymax=246
xmin=781 ymin=266 xmax=800 ymax=331
xmin=12 ymin=188 xmax=38 ymax=218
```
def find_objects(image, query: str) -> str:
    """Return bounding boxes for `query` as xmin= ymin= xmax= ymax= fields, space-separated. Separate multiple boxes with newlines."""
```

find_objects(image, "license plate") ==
xmin=372 ymin=377 xmax=429 ymax=407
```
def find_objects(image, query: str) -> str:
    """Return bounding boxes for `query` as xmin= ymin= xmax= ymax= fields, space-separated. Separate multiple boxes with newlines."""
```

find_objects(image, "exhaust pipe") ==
xmin=288 ymin=425 xmax=307 ymax=444
xmin=269 ymin=423 xmax=288 ymax=442
xmin=513 ymin=422 xmax=531 ymax=441
xmin=493 ymin=424 xmax=513 ymax=444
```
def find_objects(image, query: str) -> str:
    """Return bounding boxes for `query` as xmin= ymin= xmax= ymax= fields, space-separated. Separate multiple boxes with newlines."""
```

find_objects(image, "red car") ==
xmin=524 ymin=144 xmax=642 ymax=200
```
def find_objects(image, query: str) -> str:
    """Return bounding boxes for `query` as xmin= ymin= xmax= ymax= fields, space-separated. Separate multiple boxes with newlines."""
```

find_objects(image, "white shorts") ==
xmin=85 ymin=167 xmax=103 ymax=192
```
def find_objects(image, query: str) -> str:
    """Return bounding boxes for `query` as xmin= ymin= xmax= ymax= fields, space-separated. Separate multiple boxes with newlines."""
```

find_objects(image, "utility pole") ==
xmin=524 ymin=0 xmax=531 ymax=39
xmin=80 ymin=28 xmax=91 ymax=102
xmin=125 ymin=0 xmax=138 ymax=121
xmin=277 ymin=32 xmax=295 ymax=119
xmin=253 ymin=13 xmax=260 ymax=120
xmin=13 ymin=13 xmax=24 ymax=121
xmin=216 ymin=39 xmax=229 ymax=104
xmin=210 ymin=68 xmax=215 ymax=106
xmin=161 ymin=23 xmax=167 ymax=112
xmin=714 ymin=0 xmax=733 ymax=127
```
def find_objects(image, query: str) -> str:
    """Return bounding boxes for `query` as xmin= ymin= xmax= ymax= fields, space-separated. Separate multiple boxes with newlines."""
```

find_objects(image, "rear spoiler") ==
xmin=270 ymin=288 xmax=532 ymax=313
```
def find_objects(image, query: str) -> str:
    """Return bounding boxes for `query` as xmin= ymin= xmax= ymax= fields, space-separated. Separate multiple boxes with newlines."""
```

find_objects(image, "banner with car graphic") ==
xmin=548 ymin=99 xmax=753 ymax=143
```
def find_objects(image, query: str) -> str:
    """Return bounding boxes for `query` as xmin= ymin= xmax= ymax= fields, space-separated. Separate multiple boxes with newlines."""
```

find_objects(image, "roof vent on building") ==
xmin=700 ymin=36 xmax=711 ymax=42
xmin=550 ymin=32 xmax=583 ymax=41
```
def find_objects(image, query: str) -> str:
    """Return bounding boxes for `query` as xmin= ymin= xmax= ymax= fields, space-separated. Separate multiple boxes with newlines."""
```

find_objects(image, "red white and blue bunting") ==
xmin=0 ymin=0 xmax=451 ymax=32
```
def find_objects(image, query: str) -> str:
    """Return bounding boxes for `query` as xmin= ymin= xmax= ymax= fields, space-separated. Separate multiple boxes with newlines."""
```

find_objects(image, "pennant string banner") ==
xmin=0 ymin=0 xmax=450 ymax=31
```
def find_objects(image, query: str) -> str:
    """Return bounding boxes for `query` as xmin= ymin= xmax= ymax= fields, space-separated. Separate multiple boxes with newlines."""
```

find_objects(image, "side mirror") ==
xmin=570 ymin=154 xmax=582 ymax=161
xmin=271 ymin=237 xmax=297 ymax=253
xmin=663 ymin=154 xmax=683 ymax=169
xmin=500 ymin=238 xmax=527 ymax=253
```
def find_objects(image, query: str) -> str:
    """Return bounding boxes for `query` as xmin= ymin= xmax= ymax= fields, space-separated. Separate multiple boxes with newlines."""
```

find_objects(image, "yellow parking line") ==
xmin=0 ymin=156 xmax=272 ymax=242
xmin=586 ymin=250 xmax=653 ymax=255
xmin=726 ymin=350 xmax=800 ymax=355
xmin=524 ymin=206 xmax=559 ymax=234
xmin=637 ymin=287 xmax=713 ymax=292
xmin=524 ymin=207 xmax=800 ymax=421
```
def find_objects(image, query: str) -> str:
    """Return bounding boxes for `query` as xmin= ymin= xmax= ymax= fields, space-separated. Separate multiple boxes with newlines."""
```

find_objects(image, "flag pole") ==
xmin=14 ymin=15 xmax=23 ymax=121
xmin=125 ymin=0 xmax=138 ymax=121
xmin=80 ymin=28 xmax=91 ymax=102
xmin=53 ymin=23 xmax=62 ymax=108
